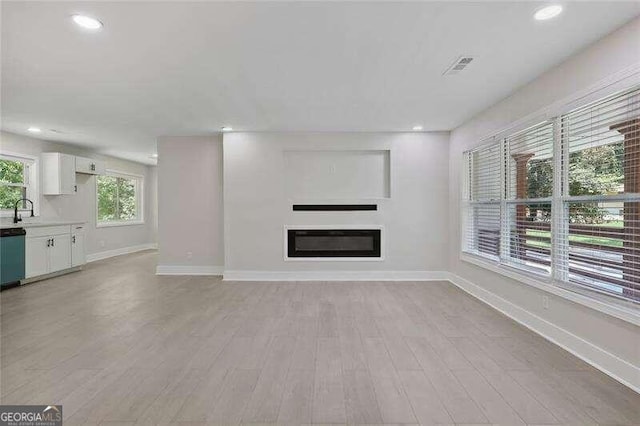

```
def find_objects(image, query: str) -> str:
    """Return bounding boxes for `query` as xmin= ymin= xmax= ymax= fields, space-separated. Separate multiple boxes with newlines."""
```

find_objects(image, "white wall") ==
xmin=285 ymin=150 xmax=391 ymax=199
xmin=156 ymin=135 xmax=224 ymax=273
xmin=0 ymin=131 xmax=157 ymax=257
xmin=449 ymin=17 xmax=640 ymax=390
xmin=148 ymin=165 xmax=159 ymax=246
xmin=223 ymin=132 xmax=449 ymax=278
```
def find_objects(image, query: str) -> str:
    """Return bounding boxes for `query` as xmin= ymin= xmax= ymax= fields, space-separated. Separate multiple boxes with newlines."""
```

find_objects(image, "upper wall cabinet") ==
xmin=41 ymin=153 xmax=106 ymax=195
xmin=76 ymin=156 xmax=105 ymax=175
xmin=42 ymin=153 xmax=76 ymax=195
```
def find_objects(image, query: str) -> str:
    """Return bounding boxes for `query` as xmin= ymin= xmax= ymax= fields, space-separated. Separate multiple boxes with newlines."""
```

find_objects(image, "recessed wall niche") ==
xmin=284 ymin=150 xmax=390 ymax=199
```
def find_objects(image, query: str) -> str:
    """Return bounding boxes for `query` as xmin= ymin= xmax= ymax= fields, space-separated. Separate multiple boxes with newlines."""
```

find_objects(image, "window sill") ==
xmin=97 ymin=220 xmax=145 ymax=228
xmin=460 ymin=252 xmax=640 ymax=327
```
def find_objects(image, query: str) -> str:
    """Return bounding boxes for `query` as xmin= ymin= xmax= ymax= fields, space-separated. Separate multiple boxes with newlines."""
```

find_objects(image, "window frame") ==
xmin=0 ymin=151 xmax=39 ymax=218
xmin=462 ymin=141 xmax=503 ymax=262
xmin=461 ymin=84 xmax=640 ymax=322
xmin=501 ymin=120 xmax=555 ymax=276
xmin=95 ymin=170 xmax=144 ymax=228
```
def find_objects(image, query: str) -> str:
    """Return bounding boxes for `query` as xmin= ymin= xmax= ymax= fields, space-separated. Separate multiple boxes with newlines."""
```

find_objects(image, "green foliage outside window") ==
xmin=0 ymin=159 xmax=24 ymax=184
xmin=0 ymin=159 xmax=27 ymax=210
xmin=568 ymin=143 xmax=624 ymax=196
xmin=97 ymin=176 xmax=117 ymax=221
xmin=118 ymin=178 xmax=137 ymax=220
xmin=526 ymin=143 xmax=624 ymax=224
xmin=526 ymin=158 xmax=553 ymax=199
xmin=97 ymin=175 xmax=138 ymax=222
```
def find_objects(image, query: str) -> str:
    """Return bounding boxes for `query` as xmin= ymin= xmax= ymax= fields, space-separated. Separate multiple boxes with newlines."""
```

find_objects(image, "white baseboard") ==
xmin=223 ymin=270 xmax=449 ymax=281
xmin=156 ymin=265 xmax=224 ymax=276
xmin=447 ymin=272 xmax=640 ymax=394
xmin=87 ymin=243 xmax=157 ymax=263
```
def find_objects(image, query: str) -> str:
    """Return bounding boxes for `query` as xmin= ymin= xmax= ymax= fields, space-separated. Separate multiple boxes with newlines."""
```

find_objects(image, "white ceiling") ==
xmin=2 ymin=2 xmax=639 ymax=165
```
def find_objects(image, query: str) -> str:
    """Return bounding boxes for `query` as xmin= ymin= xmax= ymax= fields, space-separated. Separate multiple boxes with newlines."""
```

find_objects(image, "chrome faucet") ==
xmin=13 ymin=198 xmax=34 ymax=224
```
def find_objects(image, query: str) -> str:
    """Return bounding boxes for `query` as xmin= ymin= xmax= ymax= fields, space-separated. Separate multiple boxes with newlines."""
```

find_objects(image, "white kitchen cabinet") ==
xmin=71 ymin=225 xmax=86 ymax=267
xmin=25 ymin=236 xmax=50 ymax=278
xmin=25 ymin=225 xmax=76 ymax=279
xmin=76 ymin=156 xmax=105 ymax=175
xmin=42 ymin=153 xmax=76 ymax=195
xmin=50 ymin=234 xmax=72 ymax=272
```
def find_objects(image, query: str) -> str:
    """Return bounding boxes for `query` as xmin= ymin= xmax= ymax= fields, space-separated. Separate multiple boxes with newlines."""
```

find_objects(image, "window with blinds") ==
xmin=504 ymin=121 xmax=554 ymax=274
xmin=463 ymin=143 xmax=502 ymax=260
xmin=560 ymin=86 xmax=640 ymax=301
xmin=462 ymin=85 xmax=640 ymax=303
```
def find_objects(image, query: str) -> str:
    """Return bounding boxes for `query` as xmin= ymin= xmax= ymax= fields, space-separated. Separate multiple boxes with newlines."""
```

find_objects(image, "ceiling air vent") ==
xmin=443 ymin=56 xmax=475 ymax=75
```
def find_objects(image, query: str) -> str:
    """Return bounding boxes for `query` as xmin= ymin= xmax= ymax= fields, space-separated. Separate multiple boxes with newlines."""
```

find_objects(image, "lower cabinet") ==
xmin=25 ymin=225 xmax=83 ymax=279
xmin=25 ymin=236 xmax=50 ymax=278
xmin=71 ymin=225 xmax=86 ymax=267
xmin=50 ymin=234 xmax=72 ymax=272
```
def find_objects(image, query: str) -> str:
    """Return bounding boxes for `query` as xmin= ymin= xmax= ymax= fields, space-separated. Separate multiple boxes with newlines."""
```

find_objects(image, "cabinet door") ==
xmin=60 ymin=154 xmax=76 ymax=194
xmin=75 ymin=156 xmax=91 ymax=174
xmin=41 ymin=153 xmax=62 ymax=195
xmin=76 ymin=157 xmax=105 ymax=175
xmin=71 ymin=232 xmax=86 ymax=267
xmin=42 ymin=153 xmax=76 ymax=195
xmin=26 ymin=236 xmax=50 ymax=278
xmin=49 ymin=234 xmax=71 ymax=273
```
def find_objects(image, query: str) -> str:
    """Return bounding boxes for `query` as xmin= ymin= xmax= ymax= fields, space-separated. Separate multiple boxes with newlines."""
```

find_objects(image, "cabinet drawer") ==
xmin=72 ymin=224 xmax=86 ymax=233
xmin=26 ymin=225 xmax=71 ymax=238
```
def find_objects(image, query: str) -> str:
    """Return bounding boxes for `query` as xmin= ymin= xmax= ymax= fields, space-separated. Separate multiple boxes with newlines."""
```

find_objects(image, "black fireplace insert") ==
xmin=287 ymin=229 xmax=381 ymax=258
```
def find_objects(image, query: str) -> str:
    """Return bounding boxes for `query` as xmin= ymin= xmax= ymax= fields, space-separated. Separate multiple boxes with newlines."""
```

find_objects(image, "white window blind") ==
xmin=462 ymin=85 xmax=640 ymax=304
xmin=471 ymin=143 xmax=502 ymax=202
xmin=560 ymin=86 xmax=640 ymax=301
xmin=503 ymin=121 xmax=554 ymax=274
xmin=463 ymin=142 xmax=502 ymax=260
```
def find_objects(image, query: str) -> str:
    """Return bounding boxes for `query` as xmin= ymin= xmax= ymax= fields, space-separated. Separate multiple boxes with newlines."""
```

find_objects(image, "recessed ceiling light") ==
xmin=412 ymin=125 xmax=423 ymax=131
xmin=150 ymin=154 xmax=158 ymax=159
xmin=27 ymin=127 xmax=41 ymax=133
xmin=72 ymin=14 xmax=103 ymax=30
xmin=534 ymin=4 xmax=563 ymax=21
xmin=221 ymin=126 xmax=233 ymax=132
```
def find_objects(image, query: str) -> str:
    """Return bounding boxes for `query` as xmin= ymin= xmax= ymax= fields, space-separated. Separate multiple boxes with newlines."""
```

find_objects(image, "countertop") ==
xmin=0 ymin=219 xmax=86 ymax=229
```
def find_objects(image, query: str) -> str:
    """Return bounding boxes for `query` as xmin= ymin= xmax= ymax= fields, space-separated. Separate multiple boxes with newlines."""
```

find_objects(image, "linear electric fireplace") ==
xmin=287 ymin=229 xmax=382 ymax=258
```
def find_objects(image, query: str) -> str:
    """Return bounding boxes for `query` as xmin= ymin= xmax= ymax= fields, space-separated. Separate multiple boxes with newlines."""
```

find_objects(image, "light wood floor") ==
xmin=1 ymin=251 xmax=638 ymax=425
